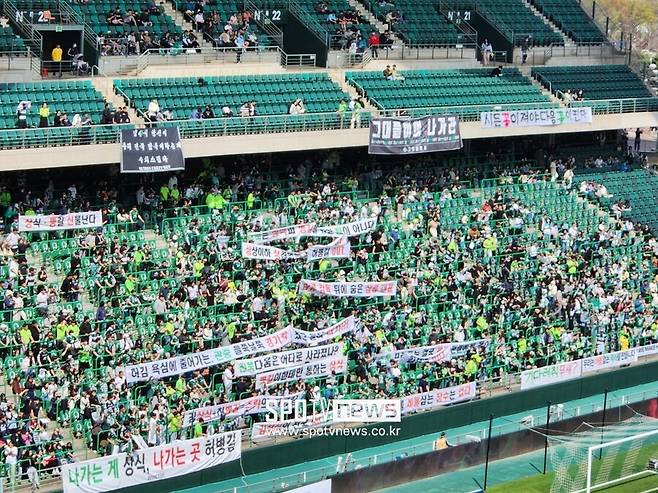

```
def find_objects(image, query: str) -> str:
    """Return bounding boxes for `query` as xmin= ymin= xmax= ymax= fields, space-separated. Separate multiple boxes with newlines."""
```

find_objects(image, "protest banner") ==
xmin=290 ymin=316 xmax=357 ymax=345
xmin=235 ymin=342 xmax=343 ymax=376
xmin=581 ymin=349 xmax=637 ymax=374
xmin=255 ymin=356 xmax=348 ymax=390
xmin=314 ymin=217 xmax=378 ymax=237
xmin=182 ymin=392 xmax=305 ymax=428
xmin=298 ymin=280 xmax=397 ymax=298
xmin=125 ymin=327 xmax=292 ymax=383
xmin=373 ymin=339 xmax=489 ymax=364
xmin=241 ymin=236 xmax=351 ymax=262
xmin=401 ymin=382 xmax=477 ymax=414
xmin=62 ymin=431 xmax=240 ymax=493
xmin=520 ymin=360 xmax=582 ymax=390
xmin=480 ymin=107 xmax=593 ymax=129
xmin=18 ymin=211 xmax=102 ymax=232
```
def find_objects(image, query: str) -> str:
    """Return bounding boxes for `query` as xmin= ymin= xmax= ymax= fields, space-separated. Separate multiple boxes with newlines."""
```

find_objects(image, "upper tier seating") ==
xmin=368 ymin=0 xmax=464 ymax=45
xmin=529 ymin=0 xmax=605 ymax=43
xmin=0 ymin=22 xmax=27 ymax=53
xmin=114 ymin=72 xmax=350 ymax=117
xmin=532 ymin=65 xmax=658 ymax=112
xmin=0 ymin=80 xmax=107 ymax=129
xmin=347 ymin=68 xmax=553 ymax=113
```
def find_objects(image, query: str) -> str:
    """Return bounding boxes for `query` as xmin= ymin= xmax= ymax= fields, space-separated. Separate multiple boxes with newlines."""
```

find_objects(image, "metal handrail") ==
xmin=1 ymin=94 xmax=657 ymax=150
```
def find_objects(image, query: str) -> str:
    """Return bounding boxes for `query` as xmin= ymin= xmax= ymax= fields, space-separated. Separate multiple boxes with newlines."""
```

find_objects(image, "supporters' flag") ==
xmin=120 ymin=127 xmax=185 ymax=173
xmin=368 ymin=115 xmax=463 ymax=155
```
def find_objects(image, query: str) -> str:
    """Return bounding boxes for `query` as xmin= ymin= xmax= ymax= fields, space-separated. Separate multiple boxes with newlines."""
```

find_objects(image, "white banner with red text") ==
xmin=520 ymin=360 xmax=583 ymax=390
xmin=298 ymin=279 xmax=397 ymax=298
xmin=62 ymin=431 xmax=241 ymax=493
xmin=248 ymin=217 xmax=377 ymax=243
xmin=181 ymin=392 xmax=305 ymax=428
xmin=18 ymin=211 xmax=103 ymax=232
xmin=124 ymin=327 xmax=292 ymax=383
xmin=581 ymin=348 xmax=638 ymax=374
xmin=290 ymin=316 xmax=358 ymax=345
xmin=255 ymin=356 xmax=348 ymax=390
xmin=401 ymin=382 xmax=477 ymax=414
xmin=235 ymin=342 xmax=344 ymax=377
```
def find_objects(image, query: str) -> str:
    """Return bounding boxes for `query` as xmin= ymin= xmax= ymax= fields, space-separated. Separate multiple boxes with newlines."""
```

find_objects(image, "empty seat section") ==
xmin=530 ymin=0 xmax=605 ymax=43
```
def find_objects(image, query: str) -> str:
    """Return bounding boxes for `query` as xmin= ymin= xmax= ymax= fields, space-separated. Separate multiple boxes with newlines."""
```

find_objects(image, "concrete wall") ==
xmin=1 ymin=112 xmax=657 ymax=171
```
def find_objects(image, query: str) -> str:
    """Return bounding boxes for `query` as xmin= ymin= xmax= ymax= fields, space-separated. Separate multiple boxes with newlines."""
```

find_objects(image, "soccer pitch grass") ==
xmin=487 ymin=440 xmax=658 ymax=493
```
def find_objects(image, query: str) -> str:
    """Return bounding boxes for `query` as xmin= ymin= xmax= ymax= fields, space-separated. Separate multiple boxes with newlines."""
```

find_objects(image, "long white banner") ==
xmin=401 ymin=382 xmax=477 ymax=414
xmin=235 ymin=342 xmax=344 ymax=377
xmin=62 ymin=431 xmax=241 ymax=493
xmin=182 ymin=392 xmax=305 ymax=428
xmin=298 ymin=279 xmax=397 ymax=298
xmin=248 ymin=218 xmax=378 ymax=244
xmin=291 ymin=316 xmax=357 ymax=345
xmin=255 ymin=356 xmax=348 ymax=390
xmin=374 ymin=339 xmax=490 ymax=364
xmin=581 ymin=349 xmax=638 ymax=374
xmin=480 ymin=107 xmax=592 ymax=129
xmin=520 ymin=360 xmax=583 ymax=390
xmin=125 ymin=327 xmax=292 ymax=383
xmin=241 ymin=236 xmax=351 ymax=262
xmin=18 ymin=211 xmax=103 ymax=232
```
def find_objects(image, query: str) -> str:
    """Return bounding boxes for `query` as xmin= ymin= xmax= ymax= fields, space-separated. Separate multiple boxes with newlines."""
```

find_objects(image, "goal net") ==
xmin=549 ymin=416 xmax=658 ymax=493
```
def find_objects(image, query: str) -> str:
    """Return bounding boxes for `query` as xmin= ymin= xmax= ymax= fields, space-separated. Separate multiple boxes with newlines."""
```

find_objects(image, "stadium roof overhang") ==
xmin=1 ymin=111 xmax=656 ymax=171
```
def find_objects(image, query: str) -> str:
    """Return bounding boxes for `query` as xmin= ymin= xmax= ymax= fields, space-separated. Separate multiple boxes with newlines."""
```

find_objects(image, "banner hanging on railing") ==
xmin=520 ymin=360 xmax=582 ymax=390
xmin=480 ymin=107 xmax=592 ymax=129
xmin=120 ymin=127 xmax=185 ymax=173
xmin=298 ymin=279 xmax=397 ymax=298
xmin=581 ymin=348 xmax=637 ymax=374
xmin=18 ymin=211 xmax=102 ymax=232
xmin=62 ymin=431 xmax=241 ymax=493
xmin=368 ymin=115 xmax=463 ymax=155
xmin=401 ymin=382 xmax=477 ymax=414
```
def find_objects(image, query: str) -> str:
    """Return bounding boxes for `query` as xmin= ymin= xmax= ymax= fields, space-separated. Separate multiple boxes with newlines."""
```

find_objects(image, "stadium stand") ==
xmin=0 ymin=17 xmax=27 ymax=53
xmin=367 ymin=0 xmax=465 ymax=45
xmin=66 ymin=0 xmax=182 ymax=48
xmin=114 ymin=72 xmax=350 ymax=117
xmin=347 ymin=68 xmax=553 ymax=112
xmin=529 ymin=0 xmax=606 ymax=43
xmin=1 ymin=144 xmax=657 ymax=486
xmin=0 ymin=80 xmax=107 ymax=129
xmin=532 ymin=65 xmax=654 ymax=100
xmin=575 ymin=168 xmax=658 ymax=234
xmin=532 ymin=65 xmax=658 ymax=112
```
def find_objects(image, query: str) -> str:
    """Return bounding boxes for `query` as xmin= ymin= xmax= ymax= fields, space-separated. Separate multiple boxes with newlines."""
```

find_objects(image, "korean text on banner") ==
xmin=62 ymin=431 xmax=240 ymax=493
xmin=182 ymin=392 xmax=305 ymax=428
xmin=581 ymin=349 xmax=637 ymax=373
xmin=401 ymin=382 xmax=477 ymax=414
xmin=480 ymin=107 xmax=592 ymax=129
xmin=125 ymin=327 xmax=292 ymax=383
xmin=368 ymin=115 xmax=463 ymax=155
xmin=255 ymin=356 xmax=348 ymax=390
xmin=520 ymin=360 xmax=582 ymax=390
xmin=290 ymin=316 xmax=357 ymax=345
xmin=235 ymin=342 xmax=343 ymax=376
xmin=18 ymin=211 xmax=102 ymax=232
xmin=120 ymin=127 xmax=185 ymax=173
xmin=298 ymin=280 xmax=397 ymax=298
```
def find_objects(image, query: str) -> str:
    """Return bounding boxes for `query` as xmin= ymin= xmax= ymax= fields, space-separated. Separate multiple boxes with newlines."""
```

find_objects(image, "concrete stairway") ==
xmin=328 ymin=69 xmax=380 ymax=112
xmin=90 ymin=77 xmax=145 ymax=124
xmin=161 ymin=1 xmax=214 ymax=51
xmin=522 ymin=0 xmax=575 ymax=47
xmin=347 ymin=0 xmax=403 ymax=44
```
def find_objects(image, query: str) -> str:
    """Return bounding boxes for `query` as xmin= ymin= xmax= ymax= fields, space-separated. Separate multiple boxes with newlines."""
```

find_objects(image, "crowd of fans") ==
xmin=0 ymin=146 xmax=654 ymax=488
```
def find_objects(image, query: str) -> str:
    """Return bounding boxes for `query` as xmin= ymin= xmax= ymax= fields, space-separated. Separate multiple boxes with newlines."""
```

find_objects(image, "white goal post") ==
xmin=584 ymin=428 xmax=658 ymax=493
xmin=550 ymin=418 xmax=658 ymax=493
